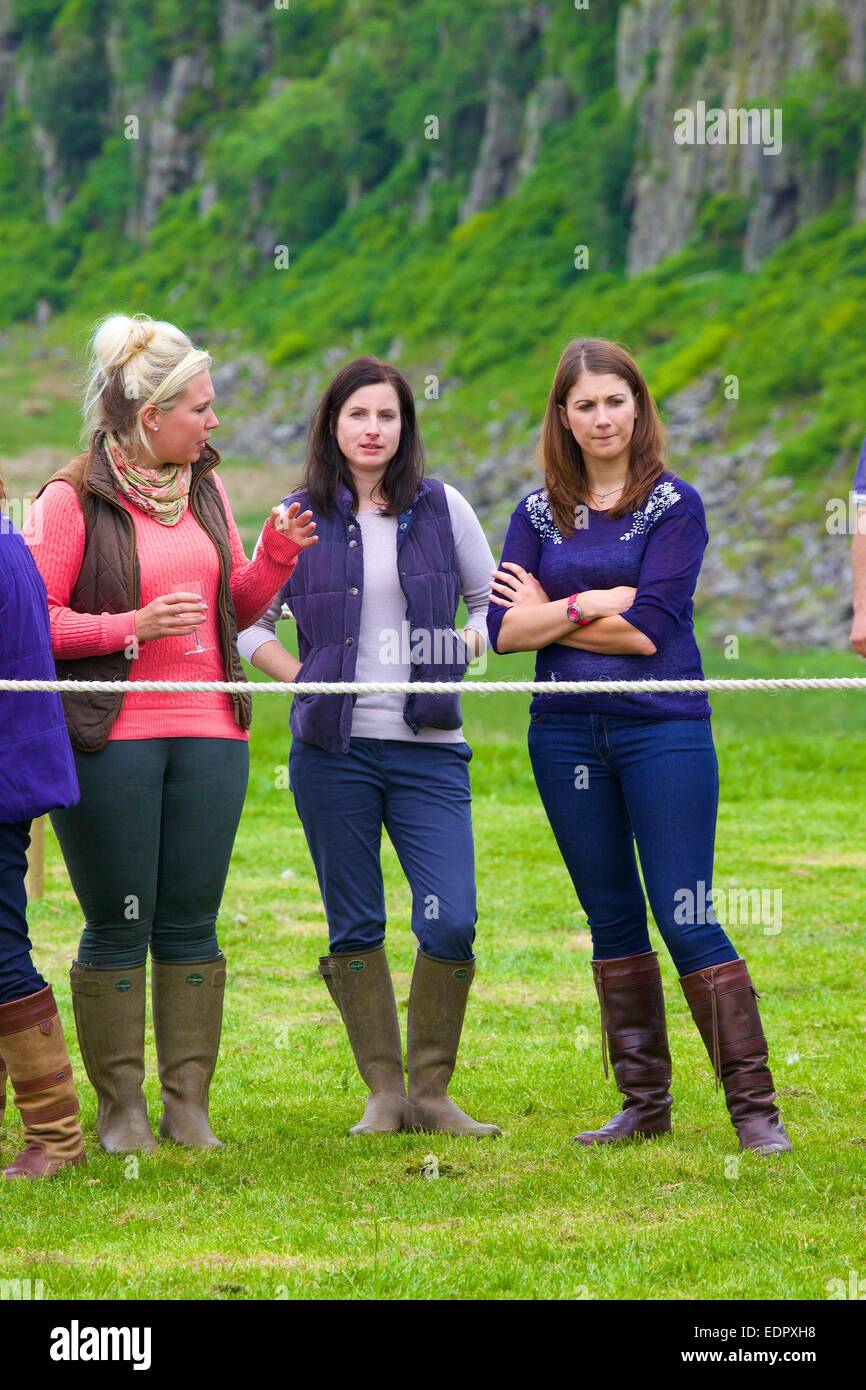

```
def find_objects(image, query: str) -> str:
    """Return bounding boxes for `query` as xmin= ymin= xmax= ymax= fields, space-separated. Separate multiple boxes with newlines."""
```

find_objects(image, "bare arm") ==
xmin=557 ymin=617 xmax=656 ymax=655
xmin=247 ymin=639 xmax=302 ymax=681
xmin=497 ymin=597 xmax=576 ymax=652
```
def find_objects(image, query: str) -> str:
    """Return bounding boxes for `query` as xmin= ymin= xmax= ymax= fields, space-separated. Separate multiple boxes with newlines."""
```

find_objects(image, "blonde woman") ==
xmin=23 ymin=313 xmax=317 ymax=1153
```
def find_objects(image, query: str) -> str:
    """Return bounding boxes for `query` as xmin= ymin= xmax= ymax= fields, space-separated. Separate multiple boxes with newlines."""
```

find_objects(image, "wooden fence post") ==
xmin=25 ymin=814 xmax=45 ymax=900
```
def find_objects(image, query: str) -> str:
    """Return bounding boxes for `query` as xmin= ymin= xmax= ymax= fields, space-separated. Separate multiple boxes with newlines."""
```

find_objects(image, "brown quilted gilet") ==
xmin=36 ymin=431 xmax=252 ymax=752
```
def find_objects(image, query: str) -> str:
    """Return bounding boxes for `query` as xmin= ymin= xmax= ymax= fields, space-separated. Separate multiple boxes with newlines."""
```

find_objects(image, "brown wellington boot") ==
xmin=70 ymin=961 xmax=157 ymax=1154
xmin=0 ymin=985 xmax=86 ymax=1179
xmin=318 ymin=944 xmax=407 ymax=1135
xmin=573 ymin=950 xmax=673 ymax=1146
xmin=679 ymin=957 xmax=792 ymax=1155
xmin=151 ymin=954 xmax=226 ymax=1149
xmin=406 ymin=950 xmax=501 ymax=1138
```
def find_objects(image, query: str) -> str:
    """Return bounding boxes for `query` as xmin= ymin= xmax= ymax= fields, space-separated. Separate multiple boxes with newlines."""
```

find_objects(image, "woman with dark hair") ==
xmin=239 ymin=357 xmax=500 ymax=1137
xmin=0 ymin=471 xmax=86 ymax=1178
xmin=487 ymin=338 xmax=791 ymax=1156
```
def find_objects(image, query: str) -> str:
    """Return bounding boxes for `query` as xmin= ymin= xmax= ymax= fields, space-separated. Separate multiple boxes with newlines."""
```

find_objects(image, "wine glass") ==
xmin=178 ymin=579 xmax=215 ymax=656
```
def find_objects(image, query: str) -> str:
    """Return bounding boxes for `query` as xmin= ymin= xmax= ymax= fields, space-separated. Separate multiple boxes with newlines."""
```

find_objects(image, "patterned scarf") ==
xmin=104 ymin=432 xmax=191 ymax=526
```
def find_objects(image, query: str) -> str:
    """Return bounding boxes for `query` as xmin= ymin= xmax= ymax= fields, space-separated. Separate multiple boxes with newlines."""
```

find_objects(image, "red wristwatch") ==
xmin=567 ymin=593 xmax=592 ymax=627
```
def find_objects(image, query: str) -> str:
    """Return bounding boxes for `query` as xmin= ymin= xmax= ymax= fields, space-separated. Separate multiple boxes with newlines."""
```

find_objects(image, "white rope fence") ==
xmin=12 ymin=674 xmax=862 ymax=900
xmin=2 ymin=678 xmax=866 ymax=694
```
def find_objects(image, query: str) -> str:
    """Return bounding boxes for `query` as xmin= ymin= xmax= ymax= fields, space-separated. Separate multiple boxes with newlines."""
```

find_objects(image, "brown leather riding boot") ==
xmin=318 ymin=944 xmax=407 ymax=1135
xmin=679 ymin=957 xmax=792 ymax=1155
xmin=406 ymin=950 xmax=501 ymax=1138
xmin=70 ymin=961 xmax=157 ymax=1154
xmin=573 ymin=950 xmax=673 ymax=1145
xmin=0 ymin=985 xmax=86 ymax=1179
xmin=151 ymin=955 xmax=226 ymax=1148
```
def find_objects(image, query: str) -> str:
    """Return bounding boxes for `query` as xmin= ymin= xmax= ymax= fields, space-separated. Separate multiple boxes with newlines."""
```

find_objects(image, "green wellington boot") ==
xmin=318 ymin=944 xmax=408 ymax=1135
xmin=70 ymin=961 xmax=157 ymax=1154
xmin=151 ymin=954 xmax=227 ymax=1148
xmin=407 ymin=950 xmax=501 ymax=1138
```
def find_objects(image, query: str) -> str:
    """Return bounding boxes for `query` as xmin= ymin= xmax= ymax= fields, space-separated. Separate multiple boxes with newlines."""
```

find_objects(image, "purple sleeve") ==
xmin=853 ymin=437 xmax=866 ymax=501
xmin=619 ymin=507 xmax=708 ymax=653
xmin=486 ymin=503 xmax=542 ymax=654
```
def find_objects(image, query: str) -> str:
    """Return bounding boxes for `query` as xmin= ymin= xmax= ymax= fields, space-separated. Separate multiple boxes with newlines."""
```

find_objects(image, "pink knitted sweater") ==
xmin=23 ymin=474 xmax=301 ymax=741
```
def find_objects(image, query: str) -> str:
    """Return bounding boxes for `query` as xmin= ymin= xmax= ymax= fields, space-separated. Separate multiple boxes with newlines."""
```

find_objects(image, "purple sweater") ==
xmin=0 ymin=515 xmax=79 ymax=821
xmin=486 ymin=472 xmax=711 ymax=720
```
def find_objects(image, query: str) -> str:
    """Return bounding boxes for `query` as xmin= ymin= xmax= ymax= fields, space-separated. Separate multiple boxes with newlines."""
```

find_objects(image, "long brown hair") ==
xmin=539 ymin=338 xmax=666 ymax=537
xmin=302 ymin=356 xmax=424 ymax=516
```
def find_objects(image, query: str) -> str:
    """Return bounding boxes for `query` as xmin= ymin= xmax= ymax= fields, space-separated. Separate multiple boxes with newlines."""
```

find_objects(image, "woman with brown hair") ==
xmin=487 ymin=337 xmax=791 ymax=1156
xmin=23 ymin=313 xmax=317 ymax=1155
xmin=0 ymin=469 xmax=85 ymax=1178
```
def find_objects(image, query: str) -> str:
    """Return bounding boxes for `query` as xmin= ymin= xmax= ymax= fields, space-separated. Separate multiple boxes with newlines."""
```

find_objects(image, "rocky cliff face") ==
xmin=4 ymin=0 xmax=862 ymax=275
xmin=618 ymin=0 xmax=866 ymax=273
xmin=0 ymin=0 xmax=268 ymax=232
xmin=0 ymin=0 xmax=17 ymax=113
xmin=457 ymin=3 xmax=572 ymax=221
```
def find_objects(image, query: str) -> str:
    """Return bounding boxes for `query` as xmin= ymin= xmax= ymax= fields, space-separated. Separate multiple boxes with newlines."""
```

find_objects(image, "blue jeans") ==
xmin=0 ymin=821 xmax=47 ymax=1006
xmin=527 ymin=712 xmax=738 ymax=976
xmin=289 ymin=737 xmax=477 ymax=960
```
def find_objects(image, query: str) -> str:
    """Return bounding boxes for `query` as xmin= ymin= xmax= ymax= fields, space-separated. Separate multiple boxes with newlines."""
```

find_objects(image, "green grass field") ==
xmin=1 ymin=631 xmax=865 ymax=1301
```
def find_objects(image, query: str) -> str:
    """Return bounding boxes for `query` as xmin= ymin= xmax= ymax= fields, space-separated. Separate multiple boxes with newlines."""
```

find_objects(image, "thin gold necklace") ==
xmin=587 ymin=483 xmax=624 ymax=506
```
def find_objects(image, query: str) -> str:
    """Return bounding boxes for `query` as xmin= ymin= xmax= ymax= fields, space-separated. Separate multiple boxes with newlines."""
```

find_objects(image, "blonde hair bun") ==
xmin=82 ymin=311 xmax=212 ymax=458
xmin=91 ymin=313 xmax=160 ymax=374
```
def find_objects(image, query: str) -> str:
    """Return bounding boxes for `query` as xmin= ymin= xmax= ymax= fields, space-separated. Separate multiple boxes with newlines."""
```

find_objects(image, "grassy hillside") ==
xmin=2 ymin=0 xmax=865 ymax=519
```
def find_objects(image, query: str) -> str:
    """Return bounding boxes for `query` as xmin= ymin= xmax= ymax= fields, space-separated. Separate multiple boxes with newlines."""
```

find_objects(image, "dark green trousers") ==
xmin=51 ymin=738 xmax=249 ymax=968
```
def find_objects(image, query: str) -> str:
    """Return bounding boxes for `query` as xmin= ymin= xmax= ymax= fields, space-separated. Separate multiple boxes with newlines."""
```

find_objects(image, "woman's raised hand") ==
xmin=489 ymin=562 xmax=550 ymax=607
xmin=268 ymin=502 xmax=318 ymax=550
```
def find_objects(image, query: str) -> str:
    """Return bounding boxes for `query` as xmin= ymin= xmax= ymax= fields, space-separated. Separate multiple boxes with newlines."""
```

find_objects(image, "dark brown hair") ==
xmin=302 ymin=356 xmax=424 ymax=515
xmin=539 ymin=337 xmax=666 ymax=536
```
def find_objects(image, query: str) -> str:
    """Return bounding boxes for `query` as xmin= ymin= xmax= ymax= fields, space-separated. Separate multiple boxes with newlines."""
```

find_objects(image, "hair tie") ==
xmin=116 ymin=330 xmax=155 ymax=370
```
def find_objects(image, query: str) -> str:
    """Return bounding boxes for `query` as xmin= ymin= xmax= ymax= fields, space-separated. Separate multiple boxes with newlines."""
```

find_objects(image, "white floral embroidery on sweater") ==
xmin=524 ymin=489 xmax=563 ymax=543
xmin=619 ymin=479 xmax=682 ymax=542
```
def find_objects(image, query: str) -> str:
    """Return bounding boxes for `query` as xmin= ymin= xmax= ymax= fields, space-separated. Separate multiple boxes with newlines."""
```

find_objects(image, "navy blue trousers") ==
xmin=528 ymin=712 xmax=738 ymax=976
xmin=289 ymin=736 xmax=477 ymax=961
xmin=0 ymin=820 xmax=47 ymax=1006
